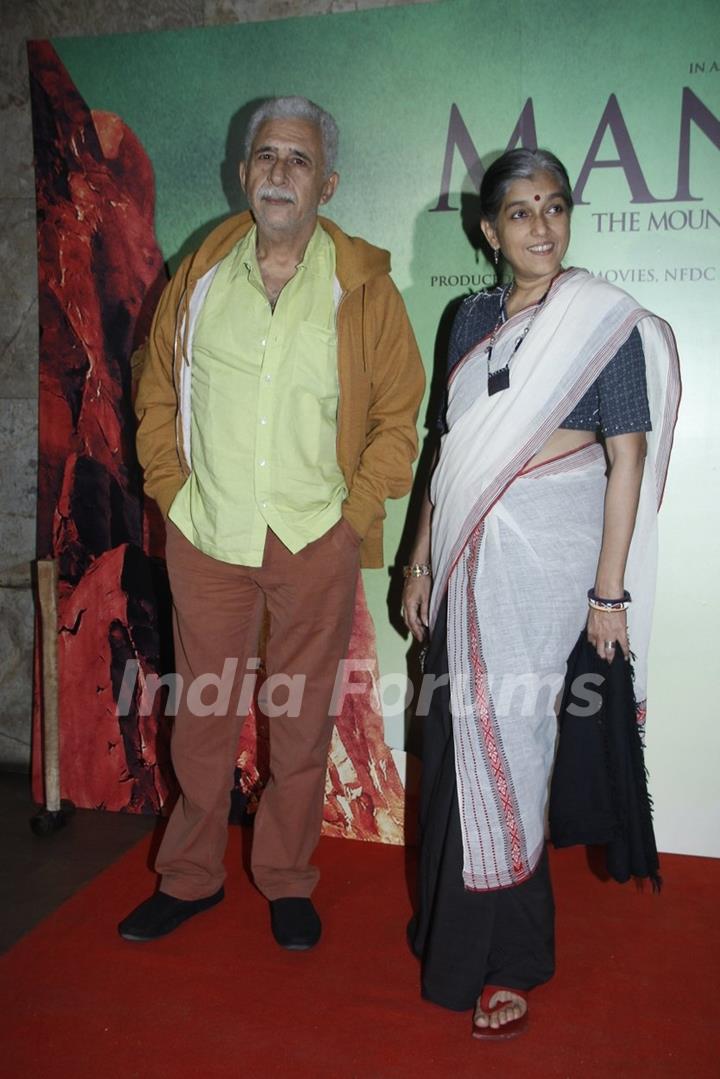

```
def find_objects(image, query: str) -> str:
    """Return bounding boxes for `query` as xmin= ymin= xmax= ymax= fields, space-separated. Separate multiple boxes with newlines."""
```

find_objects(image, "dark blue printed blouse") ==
xmin=438 ymin=288 xmax=652 ymax=437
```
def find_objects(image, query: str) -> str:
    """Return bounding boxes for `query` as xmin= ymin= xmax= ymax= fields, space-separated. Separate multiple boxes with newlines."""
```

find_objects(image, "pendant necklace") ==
xmin=486 ymin=281 xmax=552 ymax=396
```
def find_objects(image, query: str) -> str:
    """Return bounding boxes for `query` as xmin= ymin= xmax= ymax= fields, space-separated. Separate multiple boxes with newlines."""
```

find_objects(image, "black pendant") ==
xmin=488 ymin=366 xmax=510 ymax=396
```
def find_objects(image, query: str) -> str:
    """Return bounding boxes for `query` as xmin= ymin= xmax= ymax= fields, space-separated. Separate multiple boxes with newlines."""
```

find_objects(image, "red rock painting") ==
xmin=323 ymin=579 xmax=405 ymax=843
xmin=29 ymin=39 xmax=171 ymax=814
xmin=29 ymin=41 xmax=405 ymax=842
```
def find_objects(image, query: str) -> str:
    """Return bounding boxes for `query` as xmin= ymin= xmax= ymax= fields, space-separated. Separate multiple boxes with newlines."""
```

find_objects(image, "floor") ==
xmin=4 ymin=819 xmax=719 ymax=1079
xmin=0 ymin=770 xmax=155 ymax=953
xmin=4 ymin=769 xmax=719 ymax=1078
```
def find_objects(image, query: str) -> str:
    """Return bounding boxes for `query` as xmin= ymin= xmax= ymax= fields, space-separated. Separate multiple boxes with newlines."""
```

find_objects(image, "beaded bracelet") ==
xmin=587 ymin=588 xmax=632 ymax=611
xmin=403 ymin=563 xmax=432 ymax=579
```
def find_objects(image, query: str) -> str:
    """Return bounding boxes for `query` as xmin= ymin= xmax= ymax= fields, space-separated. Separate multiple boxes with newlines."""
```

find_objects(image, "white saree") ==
xmin=429 ymin=269 xmax=680 ymax=892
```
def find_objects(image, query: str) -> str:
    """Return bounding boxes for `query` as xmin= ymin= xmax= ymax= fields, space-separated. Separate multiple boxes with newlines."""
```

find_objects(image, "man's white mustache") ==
xmin=258 ymin=185 xmax=296 ymax=204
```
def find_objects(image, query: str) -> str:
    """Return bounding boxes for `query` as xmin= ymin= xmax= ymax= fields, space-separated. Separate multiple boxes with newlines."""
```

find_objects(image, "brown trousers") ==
xmin=156 ymin=518 xmax=361 ymax=901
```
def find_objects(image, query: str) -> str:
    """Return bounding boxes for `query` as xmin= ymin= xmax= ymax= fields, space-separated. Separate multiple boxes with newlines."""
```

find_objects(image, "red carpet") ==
xmin=1 ymin=836 xmax=718 ymax=1078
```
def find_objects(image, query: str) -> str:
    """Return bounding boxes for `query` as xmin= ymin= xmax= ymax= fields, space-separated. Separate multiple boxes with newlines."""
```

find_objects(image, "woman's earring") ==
xmin=493 ymin=247 xmax=500 ymax=267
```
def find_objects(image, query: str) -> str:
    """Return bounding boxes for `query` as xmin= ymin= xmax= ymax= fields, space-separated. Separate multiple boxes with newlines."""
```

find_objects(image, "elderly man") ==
xmin=119 ymin=96 xmax=424 ymax=949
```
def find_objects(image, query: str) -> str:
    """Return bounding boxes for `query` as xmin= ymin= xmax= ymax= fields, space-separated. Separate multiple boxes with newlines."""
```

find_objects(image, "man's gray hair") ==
xmin=243 ymin=96 xmax=339 ymax=177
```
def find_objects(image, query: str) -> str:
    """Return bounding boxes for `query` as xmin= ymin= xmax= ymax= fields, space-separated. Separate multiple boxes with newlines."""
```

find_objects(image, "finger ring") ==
xmin=604 ymin=640 xmax=615 ymax=651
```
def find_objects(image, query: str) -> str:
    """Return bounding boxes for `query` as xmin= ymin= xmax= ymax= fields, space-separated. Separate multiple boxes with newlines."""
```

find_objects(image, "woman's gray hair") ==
xmin=243 ymin=96 xmax=339 ymax=177
xmin=480 ymin=148 xmax=573 ymax=224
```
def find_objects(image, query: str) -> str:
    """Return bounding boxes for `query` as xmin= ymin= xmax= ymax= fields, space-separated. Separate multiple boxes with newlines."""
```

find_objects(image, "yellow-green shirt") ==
xmin=169 ymin=224 xmax=347 ymax=565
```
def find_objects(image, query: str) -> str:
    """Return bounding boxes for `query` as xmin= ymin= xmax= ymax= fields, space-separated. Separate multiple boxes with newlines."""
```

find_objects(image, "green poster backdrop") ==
xmin=52 ymin=0 xmax=719 ymax=855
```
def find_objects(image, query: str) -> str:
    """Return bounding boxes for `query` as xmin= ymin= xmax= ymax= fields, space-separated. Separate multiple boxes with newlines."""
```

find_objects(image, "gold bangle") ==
xmin=403 ymin=563 xmax=431 ymax=579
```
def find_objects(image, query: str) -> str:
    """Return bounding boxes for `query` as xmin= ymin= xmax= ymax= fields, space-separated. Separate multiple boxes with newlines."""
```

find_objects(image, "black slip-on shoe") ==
xmin=269 ymin=897 xmax=321 ymax=950
xmin=118 ymin=886 xmax=224 ymax=941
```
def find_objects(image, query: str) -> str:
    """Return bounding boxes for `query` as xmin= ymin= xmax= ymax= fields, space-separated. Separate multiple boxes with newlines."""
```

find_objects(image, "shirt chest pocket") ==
xmin=283 ymin=320 xmax=340 ymax=467
xmin=291 ymin=321 xmax=339 ymax=403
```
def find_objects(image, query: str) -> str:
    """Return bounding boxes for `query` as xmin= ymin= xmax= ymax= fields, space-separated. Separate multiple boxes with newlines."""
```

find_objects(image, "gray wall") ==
xmin=0 ymin=0 xmax=432 ymax=769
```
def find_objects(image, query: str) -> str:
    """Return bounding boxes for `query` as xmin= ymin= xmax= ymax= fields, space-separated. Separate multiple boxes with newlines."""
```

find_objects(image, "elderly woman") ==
xmin=403 ymin=148 xmax=679 ymax=1038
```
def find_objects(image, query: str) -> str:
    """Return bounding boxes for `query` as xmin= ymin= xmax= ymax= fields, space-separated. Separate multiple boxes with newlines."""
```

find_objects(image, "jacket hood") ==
xmin=184 ymin=211 xmax=391 ymax=292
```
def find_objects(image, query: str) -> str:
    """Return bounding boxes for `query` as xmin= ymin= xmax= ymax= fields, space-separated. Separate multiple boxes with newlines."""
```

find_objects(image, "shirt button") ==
xmin=258 ymin=459 xmax=266 ymax=468
xmin=261 ymin=501 xmax=268 ymax=509
xmin=259 ymin=416 xmax=267 ymax=425
xmin=264 ymin=373 xmax=272 ymax=383
xmin=261 ymin=338 xmax=266 ymax=347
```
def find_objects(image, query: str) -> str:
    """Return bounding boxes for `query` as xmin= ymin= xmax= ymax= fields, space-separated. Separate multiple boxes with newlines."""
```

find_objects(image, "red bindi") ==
xmin=534 ymin=194 xmax=541 ymax=201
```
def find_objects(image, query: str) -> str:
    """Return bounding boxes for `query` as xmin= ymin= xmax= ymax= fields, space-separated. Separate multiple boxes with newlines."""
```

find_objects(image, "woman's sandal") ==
xmin=472 ymin=985 xmax=529 ymax=1040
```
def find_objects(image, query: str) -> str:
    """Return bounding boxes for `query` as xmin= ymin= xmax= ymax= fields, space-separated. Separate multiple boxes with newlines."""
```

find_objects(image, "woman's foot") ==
xmin=472 ymin=986 xmax=528 ymax=1040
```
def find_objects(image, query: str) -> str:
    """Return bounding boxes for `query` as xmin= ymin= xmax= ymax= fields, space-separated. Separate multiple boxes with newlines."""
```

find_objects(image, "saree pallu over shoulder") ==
xmin=429 ymin=269 xmax=680 ymax=892
xmin=430 ymin=269 xmax=680 ymax=629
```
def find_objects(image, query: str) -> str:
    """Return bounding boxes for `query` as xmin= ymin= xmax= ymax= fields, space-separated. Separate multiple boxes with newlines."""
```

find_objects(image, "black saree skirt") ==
xmin=409 ymin=596 xmax=556 ymax=1011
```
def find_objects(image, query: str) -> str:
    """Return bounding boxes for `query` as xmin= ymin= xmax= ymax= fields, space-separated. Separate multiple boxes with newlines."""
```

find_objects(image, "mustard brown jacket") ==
xmin=134 ymin=212 xmax=425 ymax=567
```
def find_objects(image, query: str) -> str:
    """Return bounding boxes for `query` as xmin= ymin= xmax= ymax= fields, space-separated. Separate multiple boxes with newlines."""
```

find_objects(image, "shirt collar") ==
xmin=295 ymin=222 xmax=325 ymax=274
xmin=227 ymin=221 xmax=328 ymax=283
xmin=227 ymin=224 xmax=259 ymax=284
